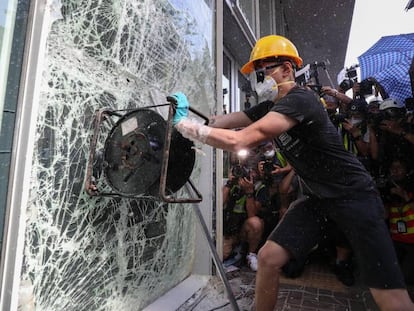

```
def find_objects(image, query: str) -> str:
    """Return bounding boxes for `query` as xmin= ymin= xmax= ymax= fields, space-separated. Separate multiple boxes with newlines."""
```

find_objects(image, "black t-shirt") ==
xmin=244 ymin=87 xmax=376 ymax=199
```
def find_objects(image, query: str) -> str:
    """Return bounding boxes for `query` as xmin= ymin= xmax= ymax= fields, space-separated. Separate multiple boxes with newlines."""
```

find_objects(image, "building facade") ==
xmin=0 ymin=1 xmax=354 ymax=310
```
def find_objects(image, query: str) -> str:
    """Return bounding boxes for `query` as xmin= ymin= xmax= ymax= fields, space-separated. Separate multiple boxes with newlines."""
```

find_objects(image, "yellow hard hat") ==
xmin=241 ymin=35 xmax=303 ymax=74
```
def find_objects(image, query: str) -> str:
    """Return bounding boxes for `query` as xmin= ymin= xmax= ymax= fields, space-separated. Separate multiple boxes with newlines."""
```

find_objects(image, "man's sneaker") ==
xmin=223 ymin=243 xmax=244 ymax=267
xmin=246 ymin=253 xmax=258 ymax=272
xmin=334 ymin=260 xmax=355 ymax=286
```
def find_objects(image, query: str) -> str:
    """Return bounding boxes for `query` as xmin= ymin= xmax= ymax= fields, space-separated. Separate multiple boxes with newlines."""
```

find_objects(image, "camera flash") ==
xmin=237 ymin=149 xmax=249 ymax=158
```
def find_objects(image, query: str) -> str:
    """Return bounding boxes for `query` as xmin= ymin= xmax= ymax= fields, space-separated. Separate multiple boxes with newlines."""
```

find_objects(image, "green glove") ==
xmin=171 ymin=92 xmax=189 ymax=125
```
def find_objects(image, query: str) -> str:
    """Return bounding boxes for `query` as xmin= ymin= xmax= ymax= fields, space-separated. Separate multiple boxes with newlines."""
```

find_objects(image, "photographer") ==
xmin=322 ymin=93 xmax=346 ymax=130
xmin=325 ymin=96 xmax=377 ymax=173
xmin=382 ymin=157 xmax=414 ymax=285
xmin=257 ymin=141 xmax=291 ymax=186
xmin=222 ymin=163 xmax=264 ymax=272
xmin=352 ymin=78 xmax=382 ymax=100
xmin=376 ymin=99 xmax=414 ymax=175
xmin=340 ymin=99 xmax=373 ymax=168
xmin=255 ymin=141 xmax=292 ymax=239
xmin=378 ymin=99 xmax=414 ymax=144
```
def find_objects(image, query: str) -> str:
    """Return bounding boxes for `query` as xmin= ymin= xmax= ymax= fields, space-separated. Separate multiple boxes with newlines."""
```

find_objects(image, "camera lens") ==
xmin=231 ymin=164 xmax=248 ymax=178
xmin=263 ymin=161 xmax=273 ymax=174
xmin=339 ymin=79 xmax=354 ymax=92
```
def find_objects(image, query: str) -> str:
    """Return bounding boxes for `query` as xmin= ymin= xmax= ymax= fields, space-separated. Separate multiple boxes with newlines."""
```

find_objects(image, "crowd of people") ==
xmin=221 ymin=80 xmax=414 ymax=287
xmin=172 ymin=34 xmax=414 ymax=310
xmin=222 ymin=140 xmax=294 ymax=272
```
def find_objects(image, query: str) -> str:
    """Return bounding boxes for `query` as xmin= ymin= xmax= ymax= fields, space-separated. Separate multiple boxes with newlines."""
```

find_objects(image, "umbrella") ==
xmin=406 ymin=0 xmax=414 ymax=11
xmin=357 ymin=33 xmax=414 ymax=104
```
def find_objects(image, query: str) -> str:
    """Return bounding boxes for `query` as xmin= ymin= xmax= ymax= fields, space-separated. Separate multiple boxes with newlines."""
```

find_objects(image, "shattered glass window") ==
xmin=18 ymin=0 xmax=215 ymax=310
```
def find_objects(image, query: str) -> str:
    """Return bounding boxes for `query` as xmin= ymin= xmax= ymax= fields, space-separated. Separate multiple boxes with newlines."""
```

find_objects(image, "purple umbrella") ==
xmin=358 ymin=33 xmax=414 ymax=103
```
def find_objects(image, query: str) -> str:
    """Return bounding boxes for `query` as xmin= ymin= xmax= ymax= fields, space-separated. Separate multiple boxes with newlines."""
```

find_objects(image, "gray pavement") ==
xmin=178 ymin=258 xmax=414 ymax=311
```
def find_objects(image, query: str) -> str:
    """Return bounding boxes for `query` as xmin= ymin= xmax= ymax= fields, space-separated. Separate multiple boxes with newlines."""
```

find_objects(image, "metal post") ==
xmin=193 ymin=204 xmax=240 ymax=311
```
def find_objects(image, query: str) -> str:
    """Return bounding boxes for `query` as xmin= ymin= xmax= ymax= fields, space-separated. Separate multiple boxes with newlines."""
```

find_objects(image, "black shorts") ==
xmin=268 ymin=193 xmax=406 ymax=289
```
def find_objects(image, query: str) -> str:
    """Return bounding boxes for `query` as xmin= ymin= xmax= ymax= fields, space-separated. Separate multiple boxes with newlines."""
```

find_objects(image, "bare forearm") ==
xmin=205 ymin=128 xmax=245 ymax=151
xmin=335 ymin=91 xmax=352 ymax=105
xmin=279 ymin=169 xmax=295 ymax=193
xmin=209 ymin=111 xmax=252 ymax=129
xmin=176 ymin=111 xmax=295 ymax=150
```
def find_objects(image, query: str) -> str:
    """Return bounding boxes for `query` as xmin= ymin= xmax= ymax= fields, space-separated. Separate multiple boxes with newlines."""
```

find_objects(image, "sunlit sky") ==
xmin=345 ymin=0 xmax=414 ymax=68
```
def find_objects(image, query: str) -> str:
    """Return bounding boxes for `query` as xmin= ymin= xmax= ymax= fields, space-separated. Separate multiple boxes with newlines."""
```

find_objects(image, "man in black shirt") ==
xmin=171 ymin=35 xmax=414 ymax=311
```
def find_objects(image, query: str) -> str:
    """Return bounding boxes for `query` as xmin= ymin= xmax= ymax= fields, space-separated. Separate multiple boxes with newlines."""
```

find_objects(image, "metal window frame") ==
xmin=0 ymin=0 xmax=50 ymax=309
xmin=223 ymin=47 xmax=242 ymax=113
xmin=214 ymin=0 xmax=224 ymax=262
xmin=225 ymin=0 xmax=256 ymax=46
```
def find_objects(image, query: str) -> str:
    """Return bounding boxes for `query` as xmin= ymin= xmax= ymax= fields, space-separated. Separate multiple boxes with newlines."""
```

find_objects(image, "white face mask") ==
xmin=255 ymin=76 xmax=279 ymax=102
xmin=249 ymin=67 xmax=295 ymax=102
xmin=350 ymin=118 xmax=363 ymax=126
xmin=263 ymin=149 xmax=275 ymax=159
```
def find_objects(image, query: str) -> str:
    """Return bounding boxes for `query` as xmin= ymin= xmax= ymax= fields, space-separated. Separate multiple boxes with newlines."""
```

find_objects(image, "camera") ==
xmin=307 ymin=84 xmax=324 ymax=97
xmin=359 ymin=78 xmax=375 ymax=96
xmin=367 ymin=108 xmax=407 ymax=130
xmin=383 ymin=108 xmax=406 ymax=121
xmin=263 ymin=160 xmax=274 ymax=176
xmin=339 ymin=79 xmax=354 ymax=92
xmin=295 ymin=62 xmax=327 ymax=97
xmin=339 ymin=65 xmax=359 ymax=92
xmin=262 ymin=160 xmax=276 ymax=185
xmin=231 ymin=164 xmax=249 ymax=179
xmin=329 ymin=113 xmax=348 ymax=125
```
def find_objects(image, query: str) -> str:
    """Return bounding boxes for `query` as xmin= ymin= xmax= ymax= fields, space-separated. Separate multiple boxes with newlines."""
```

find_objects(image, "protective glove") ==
xmin=175 ymin=118 xmax=212 ymax=144
xmin=171 ymin=92 xmax=189 ymax=125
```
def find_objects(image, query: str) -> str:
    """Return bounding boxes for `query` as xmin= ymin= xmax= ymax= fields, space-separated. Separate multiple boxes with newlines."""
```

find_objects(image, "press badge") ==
xmin=397 ymin=220 xmax=407 ymax=233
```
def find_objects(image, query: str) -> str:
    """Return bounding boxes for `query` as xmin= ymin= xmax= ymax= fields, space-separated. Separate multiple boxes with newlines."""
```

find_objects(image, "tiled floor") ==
xmin=179 ymin=254 xmax=414 ymax=311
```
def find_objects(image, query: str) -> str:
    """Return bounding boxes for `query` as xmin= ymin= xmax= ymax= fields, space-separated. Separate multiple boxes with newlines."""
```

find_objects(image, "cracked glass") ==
xmin=18 ymin=0 xmax=215 ymax=310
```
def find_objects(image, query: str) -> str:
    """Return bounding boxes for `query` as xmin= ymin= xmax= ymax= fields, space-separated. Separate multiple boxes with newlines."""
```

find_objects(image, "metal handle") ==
xmin=159 ymin=101 xmax=203 ymax=203
xmin=166 ymin=96 xmax=210 ymax=125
